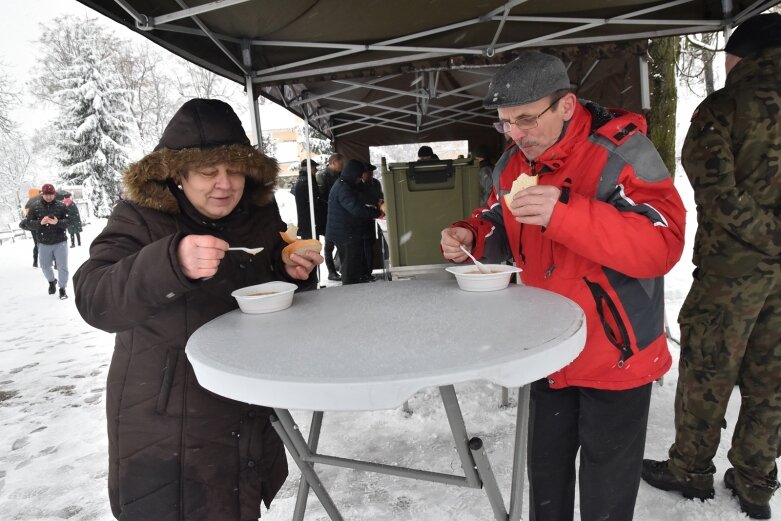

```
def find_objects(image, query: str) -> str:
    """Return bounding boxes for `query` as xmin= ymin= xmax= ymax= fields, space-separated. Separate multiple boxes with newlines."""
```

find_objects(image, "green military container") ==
xmin=380 ymin=157 xmax=481 ymax=273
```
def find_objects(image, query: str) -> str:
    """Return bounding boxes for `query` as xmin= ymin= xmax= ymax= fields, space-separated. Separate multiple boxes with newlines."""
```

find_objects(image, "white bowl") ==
xmin=231 ymin=281 xmax=298 ymax=313
xmin=445 ymin=264 xmax=522 ymax=292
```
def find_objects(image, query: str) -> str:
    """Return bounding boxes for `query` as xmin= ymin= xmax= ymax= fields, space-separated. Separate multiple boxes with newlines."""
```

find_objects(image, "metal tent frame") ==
xmin=74 ymin=0 xmax=779 ymax=158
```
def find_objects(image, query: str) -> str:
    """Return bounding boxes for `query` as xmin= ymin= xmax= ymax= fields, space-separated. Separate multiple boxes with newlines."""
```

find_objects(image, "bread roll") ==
xmin=503 ymin=174 xmax=538 ymax=205
xmin=281 ymin=239 xmax=323 ymax=265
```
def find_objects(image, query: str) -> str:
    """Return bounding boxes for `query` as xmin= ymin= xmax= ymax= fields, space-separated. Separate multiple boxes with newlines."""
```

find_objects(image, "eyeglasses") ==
xmin=492 ymin=95 xmax=565 ymax=133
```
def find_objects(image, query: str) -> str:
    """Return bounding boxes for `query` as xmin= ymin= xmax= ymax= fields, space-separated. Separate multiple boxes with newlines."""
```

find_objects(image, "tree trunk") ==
xmin=647 ymin=36 xmax=679 ymax=176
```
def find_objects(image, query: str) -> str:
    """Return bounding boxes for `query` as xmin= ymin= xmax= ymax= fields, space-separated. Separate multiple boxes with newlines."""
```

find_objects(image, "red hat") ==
xmin=41 ymin=184 xmax=56 ymax=195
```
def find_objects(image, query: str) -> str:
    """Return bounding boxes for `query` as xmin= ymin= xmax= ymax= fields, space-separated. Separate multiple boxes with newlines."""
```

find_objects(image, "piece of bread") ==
xmin=280 ymin=223 xmax=299 ymax=244
xmin=503 ymin=174 xmax=538 ymax=205
xmin=281 ymin=239 xmax=323 ymax=265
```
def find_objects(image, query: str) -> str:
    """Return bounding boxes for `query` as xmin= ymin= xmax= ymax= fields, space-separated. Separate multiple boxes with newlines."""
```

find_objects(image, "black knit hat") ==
xmin=724 ymin=13 xmax=781 ymax=58
xmin=154 ymin=98 xmax=250 ymax=151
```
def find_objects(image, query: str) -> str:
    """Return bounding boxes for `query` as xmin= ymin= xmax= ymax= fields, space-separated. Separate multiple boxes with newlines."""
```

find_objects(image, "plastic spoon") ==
xmin=228 ymin=246 xmax=264 ymax=255
xmin=459 ymin=244 xmax=491 ymax=274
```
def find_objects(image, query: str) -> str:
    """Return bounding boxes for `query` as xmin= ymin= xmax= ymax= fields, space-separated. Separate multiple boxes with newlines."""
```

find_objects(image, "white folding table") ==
xmin=186 ymin=279 xmax=585 ymax=521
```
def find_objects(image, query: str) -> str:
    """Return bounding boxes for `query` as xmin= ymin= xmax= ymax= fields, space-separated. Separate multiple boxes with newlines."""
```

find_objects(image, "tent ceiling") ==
xmin=76 ymin=0 xmax=779 ymax=151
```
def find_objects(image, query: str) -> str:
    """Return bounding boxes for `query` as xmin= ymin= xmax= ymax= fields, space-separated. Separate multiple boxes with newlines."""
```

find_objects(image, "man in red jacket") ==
xmin=440 ymin=51 xmax=686 ymax=521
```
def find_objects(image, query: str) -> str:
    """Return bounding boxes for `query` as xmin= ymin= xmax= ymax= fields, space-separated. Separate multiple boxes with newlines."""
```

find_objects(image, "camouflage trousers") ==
xmin=668 ymin=264 xmax=781 ymax=504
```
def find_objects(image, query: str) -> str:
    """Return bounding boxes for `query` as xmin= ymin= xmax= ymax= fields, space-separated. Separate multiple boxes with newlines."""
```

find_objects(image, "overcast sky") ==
xmin=0 ymin=0 xmax=302 ymax=138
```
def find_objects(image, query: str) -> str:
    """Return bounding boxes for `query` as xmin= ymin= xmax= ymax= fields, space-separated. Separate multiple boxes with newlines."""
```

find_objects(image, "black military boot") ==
xmin=725 ymin=468 xmax=772 ymax=519
xmin=59 ymin=288 xmax=68 ymax=300
xmin=642 ymin=459 xmax=715 ymax=500
xmin=48 ymin=279 xmax=57 ymax=295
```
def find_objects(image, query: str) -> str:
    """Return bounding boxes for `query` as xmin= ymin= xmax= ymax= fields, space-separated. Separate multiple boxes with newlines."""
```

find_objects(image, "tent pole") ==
xmin=639 ymin=55 xmax=651 ymax=112
xmin=242 ymin=40 xmax=262 ymax=149
xmin=722 ymin=0 xmax=734 ymax=39
xmin=301 ymin=95 xmax=321 ymax=285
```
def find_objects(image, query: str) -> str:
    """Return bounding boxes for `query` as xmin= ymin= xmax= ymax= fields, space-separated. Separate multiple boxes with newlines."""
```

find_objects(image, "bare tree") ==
xmin=678 ymin=32 xmax=720 ymax=97
xmin=0 ymin=64 xmax=20 ymax=138
xmin=113 ymin=41 xmax=178 ymax=152
xmin=175 ymin=62 xmax=244 ymax=105
xmin=0 ymin=134 xmax=34 ymax=220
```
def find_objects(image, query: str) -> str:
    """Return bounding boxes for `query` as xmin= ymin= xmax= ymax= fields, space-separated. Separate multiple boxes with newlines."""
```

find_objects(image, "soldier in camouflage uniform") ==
xmin=642 ymin=13 xmax=781 ymax=520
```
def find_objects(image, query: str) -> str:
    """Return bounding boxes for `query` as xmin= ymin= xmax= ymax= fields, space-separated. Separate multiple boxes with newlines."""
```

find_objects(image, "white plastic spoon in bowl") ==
xmin=459 ymin=244 xmax=491 ymax=274
xmin=228 ymin=246 xmax=264 ymax=255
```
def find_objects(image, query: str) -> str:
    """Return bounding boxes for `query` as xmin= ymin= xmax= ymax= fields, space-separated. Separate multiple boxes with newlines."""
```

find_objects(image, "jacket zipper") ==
xmin=583 ymin=277 xmax=633 ymax=367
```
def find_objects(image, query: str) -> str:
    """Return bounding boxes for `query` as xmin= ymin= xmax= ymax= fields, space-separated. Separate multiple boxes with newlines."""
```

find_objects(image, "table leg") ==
xmin=293 ymin=411 xmax=324 ymax=521
xmin=271 ymin=409 xmax=344 ymax=521
xmin=440 ymin=385 xmax=511 ymax=521
xmin=508 ymin=385 xmax=530 ymax=521
xmin=439 ymin=385 xmax=481 ymax=488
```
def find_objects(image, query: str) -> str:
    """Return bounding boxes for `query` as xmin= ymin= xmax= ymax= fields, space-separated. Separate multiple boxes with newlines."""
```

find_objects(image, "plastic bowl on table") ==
xmin=231 ymin=281 xmax=298 ymax=313
xmin=445 ymin=264 xmax=522 ymax=292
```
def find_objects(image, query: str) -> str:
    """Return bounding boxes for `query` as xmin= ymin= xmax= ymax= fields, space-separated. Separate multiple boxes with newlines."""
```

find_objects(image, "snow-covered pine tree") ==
xmin=37 ymin=18 xmax=137 ymax=218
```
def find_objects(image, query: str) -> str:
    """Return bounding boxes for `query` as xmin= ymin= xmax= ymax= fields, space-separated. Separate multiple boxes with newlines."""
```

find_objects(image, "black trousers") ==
xmin=334 ymin=238 xmax=367 ymax=285
xmin=324 ymin=238 xmax=338 ymax=274
xmin=528 ymin=379 xmax=652 ymax=521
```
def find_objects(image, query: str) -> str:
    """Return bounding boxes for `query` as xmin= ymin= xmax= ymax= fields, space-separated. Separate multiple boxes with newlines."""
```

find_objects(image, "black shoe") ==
xmin=327 ymin=273 xmax=341 ymax=281
xmin=59 ymin=288 xmax=68 ymax=300
xmin=48 ymin=279 xmax=57 ymax=295
xmin=641 ymin=459 xmax=715 ymax=500
xmin=33 ymin=261 xmax=38 ymax=268
xmin=725 ymin=468 xmax=772 ymax=519
xmin=70 ymin=244 xmax=75 ymax=248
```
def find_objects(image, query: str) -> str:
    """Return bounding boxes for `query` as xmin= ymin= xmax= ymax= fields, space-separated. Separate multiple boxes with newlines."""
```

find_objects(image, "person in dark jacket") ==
xmin=357 ymin=162 xmax=384 ymax=282
xmin=292 ymin=158 xmax=327 ymax=240
xmin=316 ymin=153 xmax=344 ymax=281
xmin=326 ymin=159 xmax=383 ymax=285
xmin=22 ymin=188 xmax=42 ymax=267
xmin=73 ymin=98 xmax=323 ymax=521
xmin=25 ymin=183 xmax=70 ymax=299
xmin=63 ymin=196 xmax=83 ymax=247
xmin=473 ymin=144 xmax=495 ymax=206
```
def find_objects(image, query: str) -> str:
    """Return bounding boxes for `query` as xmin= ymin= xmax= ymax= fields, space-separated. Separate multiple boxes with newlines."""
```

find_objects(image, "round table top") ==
xmin=186 ymin=279 xmax=585 ymax=411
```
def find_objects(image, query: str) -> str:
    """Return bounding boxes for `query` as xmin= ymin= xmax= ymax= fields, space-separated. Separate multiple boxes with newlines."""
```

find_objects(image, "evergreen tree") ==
xmin=34 ymin=17 xmax=137 ymax=218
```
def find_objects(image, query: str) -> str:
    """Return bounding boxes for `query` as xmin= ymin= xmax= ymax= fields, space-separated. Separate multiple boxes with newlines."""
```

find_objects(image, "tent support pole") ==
xmin=639 ymin=55 xmax=650 ymax=112
xmin=242 ymin=40 xmax=262 ymax=149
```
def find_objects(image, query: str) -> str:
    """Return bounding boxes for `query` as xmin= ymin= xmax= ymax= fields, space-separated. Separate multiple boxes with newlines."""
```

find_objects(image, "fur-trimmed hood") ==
xmin=123 ymin=144 xmax=278 ymax=214
xmin=122 ymin=98 xmax=279 ymax=215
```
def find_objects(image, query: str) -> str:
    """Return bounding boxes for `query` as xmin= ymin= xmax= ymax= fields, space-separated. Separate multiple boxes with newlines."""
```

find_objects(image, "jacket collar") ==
xmin=725 ymin=46 xmax=781 ymax=87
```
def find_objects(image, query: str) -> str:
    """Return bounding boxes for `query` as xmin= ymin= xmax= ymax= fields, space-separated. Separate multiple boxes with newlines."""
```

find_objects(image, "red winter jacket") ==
xmin=456 ymin=101 xmax=685 ymax=391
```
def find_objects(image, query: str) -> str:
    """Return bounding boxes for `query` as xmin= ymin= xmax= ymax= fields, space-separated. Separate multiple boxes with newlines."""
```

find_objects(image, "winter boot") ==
xmin=48 ymin=279 xmax=57 ymax=295
xmin=59 ymin=288 xmax=68 ymax=300
xmin=725 ymin=468 xmax=772 ymax=519
xmin=641 ymin=459 xmax=715 ymax=500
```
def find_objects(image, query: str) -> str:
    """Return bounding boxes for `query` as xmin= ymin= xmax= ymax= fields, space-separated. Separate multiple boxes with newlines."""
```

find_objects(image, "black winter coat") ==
xmin=25 ymin=199 xmax=69 ymax=245
xmin=292 ymin=172 xmax=327 ymax=239
xmin=66 ymin=203 xmax=83 ymax=234
xmin=325 ymin=160 xmax=381 ymax=242
xmin=74 ymin=125 xmax=308 ymax=519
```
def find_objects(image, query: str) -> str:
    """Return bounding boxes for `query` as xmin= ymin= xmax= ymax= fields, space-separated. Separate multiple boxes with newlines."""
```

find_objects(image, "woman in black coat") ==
xmin=74 ymin=99 xmax=323 ymax=521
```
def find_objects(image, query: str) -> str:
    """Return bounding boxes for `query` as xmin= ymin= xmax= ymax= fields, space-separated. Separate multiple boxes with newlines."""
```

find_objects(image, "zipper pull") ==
xmin=544 ymin=264 xmax=556 ymax=278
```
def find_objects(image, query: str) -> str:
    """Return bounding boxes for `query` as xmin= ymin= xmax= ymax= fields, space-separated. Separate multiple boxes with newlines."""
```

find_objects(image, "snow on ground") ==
xmin=1 ymin=179 xmax=777 ymax=521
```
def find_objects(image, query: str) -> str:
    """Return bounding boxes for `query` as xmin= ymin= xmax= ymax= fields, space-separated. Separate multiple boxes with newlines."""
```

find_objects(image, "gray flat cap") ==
xmin=483 ymin=51 xmax=572 ymax=109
